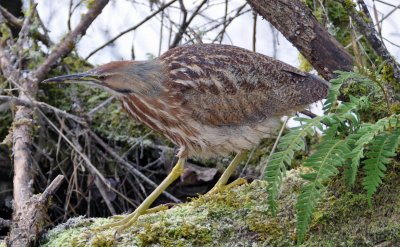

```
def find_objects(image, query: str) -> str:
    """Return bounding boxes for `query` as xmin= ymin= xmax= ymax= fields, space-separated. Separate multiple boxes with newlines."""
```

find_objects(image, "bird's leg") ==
xmin=98 ymin=158 xmax=186 ymax=231
xmin=110 ymin=205 xmax=169 ymax=220
xmin=208 ymin=152 xmax=247 ymax=194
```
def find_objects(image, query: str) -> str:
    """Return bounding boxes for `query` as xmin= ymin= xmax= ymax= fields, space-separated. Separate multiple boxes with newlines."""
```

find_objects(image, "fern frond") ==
xmin=362 ymin=130 xmax=400 ymax=206
xmin=296 ymin=140 xmax=350 ymax=243
xmin=265 ymin=116 xmax=323 ymax=215
xmin=323 ymin=71 xmax=377 ymax=114
xmin=344 ymin=114 xmax=400 ymax=186
xmin=323 ymin=71 xmax=349 ymax=113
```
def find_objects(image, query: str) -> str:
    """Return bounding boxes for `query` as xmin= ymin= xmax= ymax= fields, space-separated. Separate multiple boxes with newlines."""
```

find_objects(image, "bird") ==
xmin=42 ymin=43 xmax=329 ymax=231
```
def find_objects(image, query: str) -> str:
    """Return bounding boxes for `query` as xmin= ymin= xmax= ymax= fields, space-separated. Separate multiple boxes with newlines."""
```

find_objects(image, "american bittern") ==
xmin=43 ymin=44 xmax=329 ymax=231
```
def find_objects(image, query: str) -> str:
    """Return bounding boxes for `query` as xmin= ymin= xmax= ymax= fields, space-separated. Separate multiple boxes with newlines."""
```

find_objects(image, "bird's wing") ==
xmin=160 ymin=44 xmax=328 ymax=127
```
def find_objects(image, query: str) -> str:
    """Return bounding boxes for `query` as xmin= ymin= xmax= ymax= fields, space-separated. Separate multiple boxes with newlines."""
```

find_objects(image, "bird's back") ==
xmin=160 ymin=44 xmax=328 ymax=126
xmin=123 ymin=44 xmax=329 ymax=157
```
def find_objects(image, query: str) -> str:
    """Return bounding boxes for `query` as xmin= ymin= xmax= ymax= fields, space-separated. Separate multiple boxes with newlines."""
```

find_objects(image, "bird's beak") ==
xmin=41 ymin=72 xmax=100 ymax=84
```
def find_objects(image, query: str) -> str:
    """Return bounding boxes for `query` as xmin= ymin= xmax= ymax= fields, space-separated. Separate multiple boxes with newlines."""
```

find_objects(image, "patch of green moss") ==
xmin=381 ymin=63 xmax=400 ymax=91
xmin=41 ymin=168 xmax=400 ymax=246
xmin=298 ymin=53 xmax=313 ymax=73
xmin=137 ymin=220 xmax=212 ymax=246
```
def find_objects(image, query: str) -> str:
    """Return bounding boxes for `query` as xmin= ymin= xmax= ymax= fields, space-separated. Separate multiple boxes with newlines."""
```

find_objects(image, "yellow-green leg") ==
xmin=208 ymin=152 xmax=247 ymax=194
xmin=99 ymin=158 xmax=186 ymax=231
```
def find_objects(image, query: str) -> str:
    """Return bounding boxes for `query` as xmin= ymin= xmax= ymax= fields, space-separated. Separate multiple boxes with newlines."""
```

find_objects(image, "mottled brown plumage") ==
xmin=43 ymin=43 xmax=329 ymax=231
xmin=45 ymin=44 xmax=329 ymax=158
xmin=95 ymin=44 xmax=328 ymax=157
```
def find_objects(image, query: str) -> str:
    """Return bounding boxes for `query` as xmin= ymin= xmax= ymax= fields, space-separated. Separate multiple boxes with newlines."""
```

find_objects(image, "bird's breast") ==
xmin=120 ymin=94 xmax=204 ymax=155
xmin=120 ymin=94 xmax=281 ymax=158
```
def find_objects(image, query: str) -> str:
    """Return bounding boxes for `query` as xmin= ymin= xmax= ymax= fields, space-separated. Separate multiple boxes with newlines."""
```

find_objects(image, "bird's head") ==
xmin=42 ymin=60 xmax=165 ymax=96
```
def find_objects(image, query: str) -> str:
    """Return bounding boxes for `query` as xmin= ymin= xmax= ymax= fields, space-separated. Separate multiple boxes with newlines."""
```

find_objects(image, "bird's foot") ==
xmin=93 ymin=204 xmax=169 ymax=233
xmin=207 ymin=177 xmax=247 ymax=195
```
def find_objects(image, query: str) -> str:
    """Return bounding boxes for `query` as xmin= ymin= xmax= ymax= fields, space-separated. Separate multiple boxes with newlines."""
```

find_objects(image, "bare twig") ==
xmin=89 ymin=130 xmax=181 ymax=203
xmin=71 ymin=135 xmax=116 ymax=215
xmin=211 ymin=4 xmax=249 ymax=43
xmin=0 ymin=95 xmax=86 ymax=124
xmin=170 ymin=0 xmax=207 ymax=48
xmin=39 ymin=175 xmax=64 ymax=202
xmin=218 ymin=0 xmax=229 ymax=43
xmin=252 ymin=12 xmax=257 ymax=52
xmin=0 ymin=6 xmax=22 ymax=27
xmin=35 ymin=0 xmax=110 ymax=82
xmin=342 ymin=0 xmax=400 ymax=83
xmin=16 ymin=4 xmax=36 ymax=53
xmin=85 ymin=0 xmax=177 ymax=60
xmin=87 ymin=96 xmax=115 ymax=117
xmin=0 ymin=5 xmax=51 ymax=46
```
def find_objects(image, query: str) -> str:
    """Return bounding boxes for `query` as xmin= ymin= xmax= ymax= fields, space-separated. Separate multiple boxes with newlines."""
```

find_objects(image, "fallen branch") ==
xmin=89 ymin=130 xmax=181 ymax=203
xmin=0 ymin=95 xmax=86 ymax=124
xmin=6 ymin=175 xmax=64 ymax=246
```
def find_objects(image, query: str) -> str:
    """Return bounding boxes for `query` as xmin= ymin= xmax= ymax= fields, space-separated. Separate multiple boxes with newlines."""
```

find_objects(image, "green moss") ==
xmin=298 ymin=53 xmax=313 ymax=73
xmin=382 ymin=63 xmax=400 ymax=92
xmin=85 ymin=0 xmax=96 ymax=9
xmin=41 ymin=168 xmax=400 ymax=246
xmin=137 ymin=221 xmax=212 ymax=246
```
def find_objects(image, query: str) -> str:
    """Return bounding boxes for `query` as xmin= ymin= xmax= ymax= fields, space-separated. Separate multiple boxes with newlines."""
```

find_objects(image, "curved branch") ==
xmin=34 ymin=0 xmax=110 ymax=82
xmin=246 ymin=0 xmax=354 ymax=80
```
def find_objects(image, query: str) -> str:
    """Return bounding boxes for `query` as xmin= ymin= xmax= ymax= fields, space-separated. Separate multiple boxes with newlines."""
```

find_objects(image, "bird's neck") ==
xmin=122 ymin=60 xmax=166 ymax=97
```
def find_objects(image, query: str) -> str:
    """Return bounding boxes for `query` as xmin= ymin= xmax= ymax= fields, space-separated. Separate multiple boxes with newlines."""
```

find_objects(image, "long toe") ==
xmin=208 ymin=177 xmax=248 ymax=195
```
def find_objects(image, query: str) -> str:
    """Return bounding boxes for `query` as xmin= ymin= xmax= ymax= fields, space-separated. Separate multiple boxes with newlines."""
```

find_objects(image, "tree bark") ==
xmin=1 ymin=1 xmax=110 ymax=246
xmin=246 ymin=0 xmax=354 ymax=80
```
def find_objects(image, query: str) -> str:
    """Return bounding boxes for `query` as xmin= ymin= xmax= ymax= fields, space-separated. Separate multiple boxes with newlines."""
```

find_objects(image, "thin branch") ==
xmin=89 ymin=130 xmax=181 ymax=203
xmin=87 ymin=96 xmax=115 ymax=117
xmin=342 ymin=0 xmax=400 ymax=83
xmin=0 ymin=5 xmax=51 ymax=47
xmin=0 ymin=5 xmax=22 ymax=27
xmin=70 ymin=134 xmax=116 ymax=215
xmin=16 ymin=4 xmax=36 ymax=53
xmin=211 ymin=4 xmax=249 ymax=43
xmin=218 ymin=0 xmax=229 ymax=43
xmin=170 ymin=0 xmax=207 ymax=48
xmin=252 ymin=12 xmax=257 ymax=52
xmin=35 ymin=0 xmax=110 ymax=82
xmin=39 ymin=175 xmax=64 ymax=202
xmin=0 ymin=95 xmax=86 ymax=124
xmin=85 ymin=0 xmax=177 ymax=60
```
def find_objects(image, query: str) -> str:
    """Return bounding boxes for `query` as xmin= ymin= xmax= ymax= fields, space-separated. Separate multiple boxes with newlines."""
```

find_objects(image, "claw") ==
xmin=208 ymin=177 xmax=248 ymax=195
xmin=93 ymin=204 xmax=171 ymax=233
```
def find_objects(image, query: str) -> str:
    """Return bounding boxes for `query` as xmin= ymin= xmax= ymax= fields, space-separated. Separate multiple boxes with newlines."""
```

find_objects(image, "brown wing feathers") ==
xmin=159 ymin=44 xmax=328 ymax=127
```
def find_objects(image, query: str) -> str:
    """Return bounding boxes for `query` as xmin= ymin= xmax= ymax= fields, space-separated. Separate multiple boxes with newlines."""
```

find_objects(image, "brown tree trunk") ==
xmin=246 ymin=0 xmax=354 ymax=80
xmin=1 ymin=1 xmax=110 ymax=246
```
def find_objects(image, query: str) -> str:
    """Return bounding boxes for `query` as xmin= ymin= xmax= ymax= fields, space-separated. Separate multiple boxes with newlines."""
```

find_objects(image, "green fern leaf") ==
xmin=344 ymin=115 xmax=400 ymax=186
xmin=362 ymin=130 xmax=400 ymax=206
xmin=323 ymin=71 xmax=348 ymax=113
xmin=296 ymin=140 xmax=350 ymax=243
xmin=265 ymin=116 xmax=323 ymax=215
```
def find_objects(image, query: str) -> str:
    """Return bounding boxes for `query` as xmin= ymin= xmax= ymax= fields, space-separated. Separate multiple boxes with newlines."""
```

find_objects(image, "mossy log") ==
xmin=34 ymin=169 xmax=400 ymax=247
